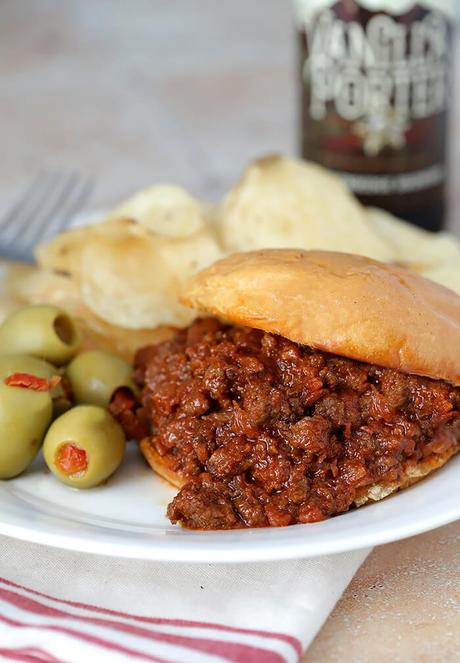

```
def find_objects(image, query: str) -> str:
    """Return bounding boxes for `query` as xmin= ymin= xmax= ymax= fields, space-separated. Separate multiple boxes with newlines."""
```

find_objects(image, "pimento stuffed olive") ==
xmin=43 ymin=405 xmax=125 ymax=488
xmin=0 ymin=355 xmax=57 ymax=478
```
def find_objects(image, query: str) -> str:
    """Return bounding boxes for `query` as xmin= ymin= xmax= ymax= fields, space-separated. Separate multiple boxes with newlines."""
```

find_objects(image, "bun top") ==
xmin=181 ymin=249 xmax=460 ymax=385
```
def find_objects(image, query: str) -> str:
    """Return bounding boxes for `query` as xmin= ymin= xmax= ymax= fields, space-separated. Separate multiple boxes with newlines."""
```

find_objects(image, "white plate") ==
xmin=0 ymin=221 xmax=458 ymax=562
xmin=1 ymin=445 xmax=459 ymax=562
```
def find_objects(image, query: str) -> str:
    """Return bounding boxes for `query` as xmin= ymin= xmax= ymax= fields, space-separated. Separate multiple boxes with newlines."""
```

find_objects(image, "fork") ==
xmin=0 ymin=171 xmax=93 ymax=262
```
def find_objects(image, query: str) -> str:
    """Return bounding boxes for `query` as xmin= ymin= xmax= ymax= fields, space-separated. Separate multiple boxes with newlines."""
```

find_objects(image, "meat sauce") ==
xmin=114 ymin=318 xmax=460 ymax=529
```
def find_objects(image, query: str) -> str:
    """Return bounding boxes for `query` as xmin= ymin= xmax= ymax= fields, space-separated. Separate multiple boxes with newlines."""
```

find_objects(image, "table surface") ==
xmin=1 ymin=2 xmax=459 ymax=661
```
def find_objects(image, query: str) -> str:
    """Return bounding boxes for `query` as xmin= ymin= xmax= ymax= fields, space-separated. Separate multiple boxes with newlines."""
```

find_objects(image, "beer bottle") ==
xmin=296 ymin=0 xmax=455 ymax=231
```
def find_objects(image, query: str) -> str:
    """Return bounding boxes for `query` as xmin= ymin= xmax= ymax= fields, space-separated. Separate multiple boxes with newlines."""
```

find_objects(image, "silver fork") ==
xmin=0 ymin=171 xmax=93 ymax=262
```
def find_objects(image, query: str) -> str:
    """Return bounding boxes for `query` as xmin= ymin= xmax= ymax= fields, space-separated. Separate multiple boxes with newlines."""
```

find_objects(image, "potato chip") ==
xmin=157 ymin=231 xmax=224 ymax=284
xmin=75 ymin=317 xmax=173 ymax=361
xmin=5 ymin=264 xmax=87 ymax=317
xmin=219 ymin=155 xmax=395 ymax=262
xmin=367 ymin=207 xmax=460 ymax=270
xmin=0 ymin=260 xmax=34 ymax=324
xmin=1 ymin=259 xmax=171 ymax=360
xmin=34 ymin=186 xmax=223 ymax=332
xmin=35 ymin=218 xmax=143 ymax=277
xmin=29 ymin=156 xmax=460 ymax=354
xmin=110 ymin=185 xmax=206 ymax=238
xmin=80 ymin=233 xmax=174 ymax=329
xmin=79 ymin=229 xmax=223 ymax=329
xmin=421 ymin=258 xmax=460 ymax=296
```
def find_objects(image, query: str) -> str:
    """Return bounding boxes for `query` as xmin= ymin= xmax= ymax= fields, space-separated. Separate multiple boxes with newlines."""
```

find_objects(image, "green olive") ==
xmin=66 ymin=350 xmax=135 ymax=408
xmin=0 ymin=354 xmax=70 ymax=418
xmin=0 ymin=305 xmax=80 ymax=365
xmin=0 ymin=355 xmax=54 ymax=479
xmin=43 ymin=405 xmax=125 ymax=488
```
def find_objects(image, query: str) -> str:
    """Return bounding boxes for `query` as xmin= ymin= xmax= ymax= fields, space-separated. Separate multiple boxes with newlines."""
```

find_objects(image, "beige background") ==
xmin=0 ymin=2 xmax=459 ymax=661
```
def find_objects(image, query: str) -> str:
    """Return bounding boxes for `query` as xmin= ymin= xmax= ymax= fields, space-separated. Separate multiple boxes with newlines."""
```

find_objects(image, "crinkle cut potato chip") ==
xmin=109 ymin=185 xmax=207 ymax=238
xmin=218 ymin=155 xmax=395 ymax=262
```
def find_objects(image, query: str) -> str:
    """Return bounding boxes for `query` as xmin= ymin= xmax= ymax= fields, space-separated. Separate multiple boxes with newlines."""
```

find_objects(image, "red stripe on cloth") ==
xmin=0 ymin=576 xmax=302 ymax=657
xmin=0 ymin=587 xmax=289 ymax=663
xmin=17 ymin=648 xmax=64 ymax=663
xmin=0 ymin=648 xmax=62 ymax=663
xmin=0 ymin=613 xmax=169 ymax=663
xmin=27 ymin=648 xmax=63 ymax=663
xmin=0 ymin=649 xmax=39 ymax=663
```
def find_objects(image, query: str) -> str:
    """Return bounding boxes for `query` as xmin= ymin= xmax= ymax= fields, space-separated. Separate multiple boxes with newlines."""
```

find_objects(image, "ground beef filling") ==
xmin=116 ymin=318 xmax=460 ymax=530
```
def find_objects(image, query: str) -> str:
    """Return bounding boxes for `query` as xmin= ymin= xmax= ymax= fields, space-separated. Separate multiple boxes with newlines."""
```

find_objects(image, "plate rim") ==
xmin=1 ymin=471 xmax=459 ymax=563
xmin=0 ymin=507 xmax=459 ymax=563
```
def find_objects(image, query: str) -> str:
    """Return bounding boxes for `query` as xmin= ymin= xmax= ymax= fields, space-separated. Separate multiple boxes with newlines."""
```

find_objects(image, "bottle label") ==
xmin=295 ymin=1 xmax=456 ymax=22
xmin=297 ymin=1 xmax=453 ymax=197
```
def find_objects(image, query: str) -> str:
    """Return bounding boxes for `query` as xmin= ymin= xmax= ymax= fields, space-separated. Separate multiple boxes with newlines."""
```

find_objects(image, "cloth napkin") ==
xmin=0 ymin=534 xmax=369 ymax=663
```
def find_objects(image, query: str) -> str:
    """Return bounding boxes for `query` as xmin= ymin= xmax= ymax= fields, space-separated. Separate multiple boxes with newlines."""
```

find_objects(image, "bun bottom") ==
xmin=140 ymin=441 xmax=186 ymax=490
xmin=353 ymin=445 xmax=459 ymax=506
xmin=139 ymin=440 xmax=460 ymax=524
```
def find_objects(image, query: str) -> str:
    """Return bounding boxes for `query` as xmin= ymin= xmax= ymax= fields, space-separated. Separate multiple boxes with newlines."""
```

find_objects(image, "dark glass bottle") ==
xmin=296 ymin=0 xmax=455 ymax=231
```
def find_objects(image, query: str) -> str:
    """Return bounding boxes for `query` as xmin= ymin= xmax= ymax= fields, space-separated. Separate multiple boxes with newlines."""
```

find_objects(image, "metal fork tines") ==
xmin=0 ymin=171 xmax=93 ymax=261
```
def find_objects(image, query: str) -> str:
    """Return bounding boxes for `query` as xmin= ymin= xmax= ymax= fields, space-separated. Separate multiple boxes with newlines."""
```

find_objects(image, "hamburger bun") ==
xmin=181 ymin=249 xmax=460 ymax=386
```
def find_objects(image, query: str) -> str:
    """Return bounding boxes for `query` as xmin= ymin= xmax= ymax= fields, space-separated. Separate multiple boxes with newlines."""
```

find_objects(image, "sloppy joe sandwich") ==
xmin=112 ymin=249 xmax=460 ymax=529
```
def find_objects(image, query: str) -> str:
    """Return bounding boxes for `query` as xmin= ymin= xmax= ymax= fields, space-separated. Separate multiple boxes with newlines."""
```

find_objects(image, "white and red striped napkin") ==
xmin=0 ymin=534 xmax=369 ymax=663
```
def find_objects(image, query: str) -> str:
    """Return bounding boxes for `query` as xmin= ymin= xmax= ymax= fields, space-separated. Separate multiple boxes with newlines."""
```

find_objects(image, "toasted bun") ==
xmin=181 ymin=249 xmax=460 ymax=385
xmin=139 ymin=440 xmax=185 ymax=489
xmin=353 ymin=444 xmax=459 ymax=506
xmin=140 ymin=439 xmax=460 ymax=509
